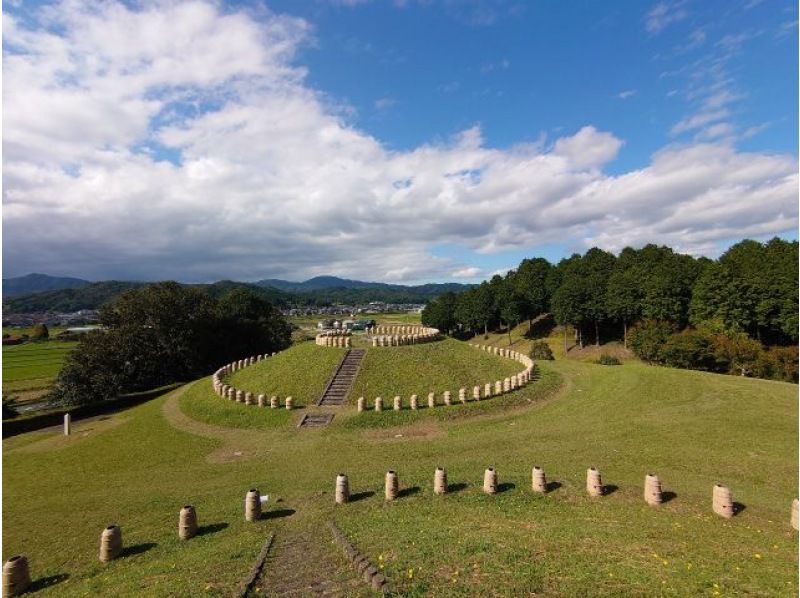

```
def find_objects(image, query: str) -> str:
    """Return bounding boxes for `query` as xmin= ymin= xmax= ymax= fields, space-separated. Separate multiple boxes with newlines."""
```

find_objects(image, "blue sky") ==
xmin=2 ymin=0 xmax=798 ymax=284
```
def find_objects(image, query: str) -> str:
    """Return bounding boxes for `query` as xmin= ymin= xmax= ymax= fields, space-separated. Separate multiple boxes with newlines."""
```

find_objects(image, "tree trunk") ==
xmin=484 ymin=322 xmax=488 ymax=339
xmin=528 ymin=318 xmax=533 ymax=333
xmin=563 ymin=326 xmax=568 ymax=353
xmin=623 ymin=320 xmax=628 ymax=349
xmin=578 ymin=328 xmax=584 ymax=349
xmin=594 ymin=321 xmax=600 ymax=346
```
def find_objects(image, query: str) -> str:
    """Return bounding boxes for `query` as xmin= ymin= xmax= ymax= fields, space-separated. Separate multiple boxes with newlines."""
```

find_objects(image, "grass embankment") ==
xmin=2 ymin=341 xmax=77 ymax=401
xmin=2 ymin=345 xmax=797 ymax=596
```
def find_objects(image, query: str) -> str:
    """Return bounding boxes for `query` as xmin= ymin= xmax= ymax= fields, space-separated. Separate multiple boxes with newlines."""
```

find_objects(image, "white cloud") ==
xmin=645 ymin=1 xmax=688 ymax=34
xmin=451 ymin=267 xmax=482 ymax=278
xmin=374 ymin=97 xmax=396 ymax=110
xmin=3 ymin=1 xmax=797 ymax=284
xmin=617 ymin=90 xmax=637 ymax=99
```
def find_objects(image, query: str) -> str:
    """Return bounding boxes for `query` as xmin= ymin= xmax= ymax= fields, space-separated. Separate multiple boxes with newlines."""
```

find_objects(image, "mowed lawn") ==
xmin=2 ymin=349 xmax=797 ymax=596
xmin=2 ymin=341 xmax=77 ymax=397
xmin=349 ymin=338 xmax=522 ymax=404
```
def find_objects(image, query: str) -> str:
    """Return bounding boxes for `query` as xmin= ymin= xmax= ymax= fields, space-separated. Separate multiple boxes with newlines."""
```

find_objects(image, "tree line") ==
xmin=422 ymin=238 xmax=798 ymax=382
xmin=54 ymin=283 xmax=292 ymax=405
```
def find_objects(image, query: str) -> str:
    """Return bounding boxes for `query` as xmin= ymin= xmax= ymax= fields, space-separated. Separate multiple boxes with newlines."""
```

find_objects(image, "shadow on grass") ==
xmin=29 ymin=573 xmax=69 ymax=593
xmin=497 ymin=482 xmax=516 ymax=493
xmin=447 ymin=482 xmax=468 ymax=493
xmin=197 ymin=522 xmax=228 ymax=536
xmin=602 ymin=485 xmax=619 ymax=496
xmin=545 ymin=481 xmax=562 ymax=493
xmin=350 ymin=491 xmax=375 ymax=502
xmin=733 ymin=502 xmax=746 ymax=516
xmin=398 ymin=486 xmax=421 ymax=499
xmin=263 ymin=508 xmax=296 ymax=520
xmin=121 ymin=542 xmax=157 ymax=558
xmin=661 ymin=491 xmax=677 ymax=504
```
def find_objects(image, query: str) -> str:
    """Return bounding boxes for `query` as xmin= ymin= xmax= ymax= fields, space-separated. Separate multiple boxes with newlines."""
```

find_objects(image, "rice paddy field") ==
xmin=2 ymin=341 xmax=77 ymax=401
xmin=2 ymin=327 xmax=797 ymax=596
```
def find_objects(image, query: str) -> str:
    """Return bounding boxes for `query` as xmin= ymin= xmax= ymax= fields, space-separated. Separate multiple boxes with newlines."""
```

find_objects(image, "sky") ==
xmin=2 ymin=0 xmax=798 ymax=284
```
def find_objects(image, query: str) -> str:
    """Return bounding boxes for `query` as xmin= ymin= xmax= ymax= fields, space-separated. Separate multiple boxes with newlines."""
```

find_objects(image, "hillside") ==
xmin=3 ymin=345 xmax=796 ymax=595
xmin=257 ymin=275 xmax=471 ymax=302
xmin=3 ymin=273 xmax=90 ymax=297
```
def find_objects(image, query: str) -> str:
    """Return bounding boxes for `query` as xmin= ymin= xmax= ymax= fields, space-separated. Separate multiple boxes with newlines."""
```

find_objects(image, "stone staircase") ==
xmin=317 ymin=349 xmax=365 ymax=407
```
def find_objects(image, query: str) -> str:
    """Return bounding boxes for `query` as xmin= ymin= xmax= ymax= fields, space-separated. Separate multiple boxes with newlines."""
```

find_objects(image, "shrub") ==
xmin=2 ymin=398 xmax=18 ymax=420
xmin=661 ymin=329 xmax=720 ymax=371
xmin=530 ymin=341 xmax=554 ymax=360
xmin=597 ymin=354 xmax=621 ymax=366
xmin=628 ymin=320 xmax=673 ymax=363
xmin=30 ymin=323 xmax=49 ymax=340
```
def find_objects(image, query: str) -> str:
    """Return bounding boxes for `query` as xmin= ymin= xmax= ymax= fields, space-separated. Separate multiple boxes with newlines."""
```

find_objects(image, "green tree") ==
xmin=513 ymin=258 xmax=553 ymax=331
xmin=421 ymin=292 xmax=458 ymax=334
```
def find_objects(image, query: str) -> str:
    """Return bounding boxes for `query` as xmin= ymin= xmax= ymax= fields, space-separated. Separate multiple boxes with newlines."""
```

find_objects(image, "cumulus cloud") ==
xmin=451 ymin=267 xmax=482 ymax=278
xmin=3 ymin=1 xmax=797 ymax=284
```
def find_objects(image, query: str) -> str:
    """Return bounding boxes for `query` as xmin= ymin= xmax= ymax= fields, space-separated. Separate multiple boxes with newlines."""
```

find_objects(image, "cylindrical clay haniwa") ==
xmin=335 ymin=473 xmax=350 ymax=504
xmin=644 ymin=473 xmax=663 ymax=506
xmin=2 ymin=556 xmax=31 ymax=597
xmin=443 ymin=391 xmax=452 ymax=406
xmin=434 ymin=467 xmax=448 ymax=495
xmin=531 ymin=466 xmax=547 ymax=492
xmin=385 ymin=471 xmax=399 ymax=501
xmin=428 ymin=392 xmax=435 ymax=408
xmin=791 ymin=499 xmax=798 ymax=531
xmin=483 ymin=467 xmax=498 ymax=494
xmin=374 ymin=397 xmax=383 ymax=412
xmin=179 ymin=505 xmax=198 ymax=540
xmin=270 ymin=396 xmax=278 ymax=408
xmin=285 ymin=397 xmax=293 ymax=410
xmin=393 ymin=396 xmax=401 ymax=411
xmin=99 ymin=525 xmax=123 ymax=562
xmin=586 ymin=467 xmax=603 ymax=497
xmin=712 ymin=484 xmax=734 ymax=519
xmin=245 ymin=489 xmax=262 ymax=522
xmin=357 ymin=397 xmax=365 ymax=412
xmin=410 ymin=395 xmax=418 ymax=410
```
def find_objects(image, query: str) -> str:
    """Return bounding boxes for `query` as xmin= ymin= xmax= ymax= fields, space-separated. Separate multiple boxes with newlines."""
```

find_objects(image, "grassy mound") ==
xmin=349 ymin=338 xmax=521 ymax=402
xmin=179 ymin=379 xmax=294 ymax=429
xmin=2 ymin=358 xmax=796 ymax=596
xmin=226 ymin=342 xmax=346 ymax=407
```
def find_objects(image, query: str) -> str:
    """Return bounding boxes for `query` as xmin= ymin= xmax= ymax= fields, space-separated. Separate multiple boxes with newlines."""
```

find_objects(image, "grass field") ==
xmin=2 ymin=339 xmax=797 ymax=596
xmin=2 ymin=341 xmax=77 ymax=402
xmin=349 ymin=338 xmax=521 ymax=403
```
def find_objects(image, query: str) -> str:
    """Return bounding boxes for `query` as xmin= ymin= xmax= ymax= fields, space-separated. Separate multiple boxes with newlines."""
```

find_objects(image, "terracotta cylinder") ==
xmin=443 ymin=391 xmax=452 ymax=406
xmin=99 ymin=525 xmax=123 ymax=562
xmin=532 ymin=466 xmax=547 ymax=492
xmin=245 ymin=392 xmax=253 ymax=406
xmin=227 ymin=388 xmax=234 ymax=400
xmin=791 ymin=498 xmax=798 ymax=531
xmin=235 ymin=390 xmax=243 ymax=403
xmin=511 ymin=375 xmax=518 ymax=390
xmin=712 ymin=484 xmax=734 ymax=519
xmin=335 ymin=473 xmax=350 ymax=504
xmin=484 ymin=383 xmax=492 ymax=398
xmin=245 ymin=489 xmax=262 ymax=522
xmin=393 ymin=396 xmax=402 ymax=411
xmin=483 ymin=467 xmax=498 ymax=494
xmin=285 ymin=397 xmax=293 ymax=410
xmin=458 ymin=388 xmax=467 ymax=403
xmin=495 ymin=381 xmax=502 ymax=395
xmin=586 ymin=467 xmax=603 ymax=497
xmin=434 ymin=467 xmax=448 ymax=495
xmin=503 ymin=378 xmax=511 ymax=392
xmin=257 ymin=394 xmax=265 ymax=407
xmin=410 ymin=395 xmax=418 ymax=410
xmin=644 ymin=473 xmax=663 ymax=506
xmin=357 ymin=397 xmax=366 ymax=412
xmin=473 ymin=386 xmax=481 ymax=400
xmin=385 ymin=470 xmax=399 ymax=501
xmin=428 ymin=392 xmax=435 ymax=408
xmin=372 ymin=337 xmax=378 ymax=347
xmin=64 ymin=413 xmax=71 ymax=436
xmin=179 ymin=505 xmax=198 ymax=540
xmin=2 ymin=556 xmax=31 ymax=597
xmin=270 ymin=396 xmax=278 ymax=409
xmin=374 ymin=397 xmax=383 ymax=412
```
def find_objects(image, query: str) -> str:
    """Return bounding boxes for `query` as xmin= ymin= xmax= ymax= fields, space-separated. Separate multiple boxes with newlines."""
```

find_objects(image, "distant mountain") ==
xmin=3 ymin=273 xmax=90 ymax=297
xmin=2 ymin=274 xmax=471 ymax=314
xmin=3 ymin=280 xmax=296 ymax=315
xmin=256 ymin=275 xmax=472 ymax=298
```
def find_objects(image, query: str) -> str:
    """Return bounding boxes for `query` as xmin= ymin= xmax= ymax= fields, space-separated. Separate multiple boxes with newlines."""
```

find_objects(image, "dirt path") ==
xmin=161 ymin=383 xmax=278 ymax=463
xmin=254 ymin=513 xmax=370 ymax=598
